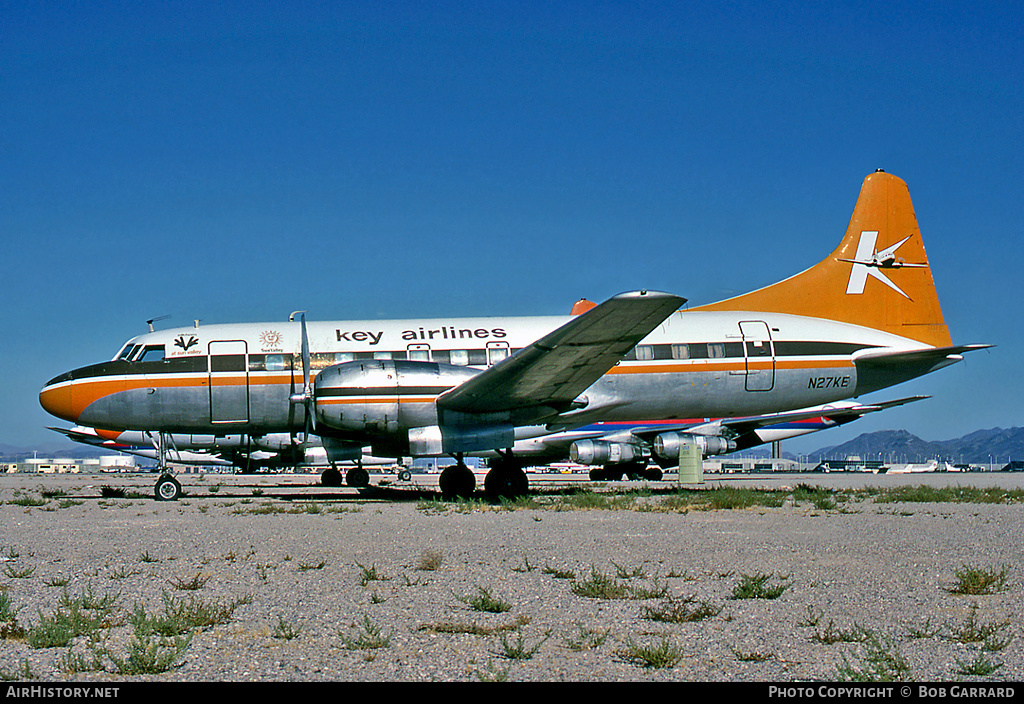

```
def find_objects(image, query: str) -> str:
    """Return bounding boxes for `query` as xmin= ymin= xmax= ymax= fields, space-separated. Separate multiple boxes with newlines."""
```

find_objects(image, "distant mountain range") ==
xmin=0 ymin=441 xmax=107 ymax=462
xmin=802 ymin=427 xmax=1024 ymax=464
xmin=3 ymin=427 xmax=1023 ymax=465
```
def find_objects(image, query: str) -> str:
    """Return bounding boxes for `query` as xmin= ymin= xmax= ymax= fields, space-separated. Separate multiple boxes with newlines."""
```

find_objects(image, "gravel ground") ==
xmin=1 ymin=472 xmax=1022 ymax=683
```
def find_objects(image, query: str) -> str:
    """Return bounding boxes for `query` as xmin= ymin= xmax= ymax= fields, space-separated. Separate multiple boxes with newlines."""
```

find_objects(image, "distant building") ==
xmin=2 ymin=456 xmax=138 ymax=473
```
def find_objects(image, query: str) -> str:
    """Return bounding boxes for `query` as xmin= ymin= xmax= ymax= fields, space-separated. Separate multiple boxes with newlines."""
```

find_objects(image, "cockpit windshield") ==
xmin=113 ymin=340 xmax=165 ymax=362
xmin=115 ymin=343 xmax=141 ymax=361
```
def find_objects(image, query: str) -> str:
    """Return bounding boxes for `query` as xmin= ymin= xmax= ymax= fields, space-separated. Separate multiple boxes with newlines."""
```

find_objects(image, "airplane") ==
xmin=39 ymin=170 xmax=990 ymax=501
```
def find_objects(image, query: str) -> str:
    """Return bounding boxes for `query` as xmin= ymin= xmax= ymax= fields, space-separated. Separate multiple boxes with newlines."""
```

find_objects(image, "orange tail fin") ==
xmin=691 ymin=170 xmax=952 ymax=348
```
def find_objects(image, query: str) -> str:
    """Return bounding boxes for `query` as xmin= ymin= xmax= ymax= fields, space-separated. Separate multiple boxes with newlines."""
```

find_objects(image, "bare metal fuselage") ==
xmin=40 ymin=308 xmax=947 ymax=457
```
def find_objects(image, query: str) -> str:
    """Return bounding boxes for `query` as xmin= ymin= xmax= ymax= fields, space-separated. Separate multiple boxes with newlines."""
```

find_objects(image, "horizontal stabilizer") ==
xmin=852 ymin=344 xmax=993 ymax=368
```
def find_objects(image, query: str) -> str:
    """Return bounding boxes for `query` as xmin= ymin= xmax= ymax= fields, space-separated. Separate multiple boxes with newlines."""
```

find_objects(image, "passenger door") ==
xmin=209 ymin=340 xmax=250 ymax=423
xmin=739 ymin=321 xmax=775 ymax=391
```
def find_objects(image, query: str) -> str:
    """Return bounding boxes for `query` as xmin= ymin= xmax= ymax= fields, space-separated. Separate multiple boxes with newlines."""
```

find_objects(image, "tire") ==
xmin=439 ymin=464 xmax=475 ymax=500
xmin=347 ymin=466 xmax=370 ymax=487
xmin=154 ymin=474 xmax=181 ymax=502
xmin=398 ymin=469 xmax=412 ymax=482
xmin=321 ymin=466 xmax=343 ymax=487
xmin=484 ymin=466 xmax=529 ymax=501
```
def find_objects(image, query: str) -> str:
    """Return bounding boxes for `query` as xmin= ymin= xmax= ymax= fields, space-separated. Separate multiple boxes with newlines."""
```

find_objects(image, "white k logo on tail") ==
xmin=842 ymin=230 xmax=926 ymax=299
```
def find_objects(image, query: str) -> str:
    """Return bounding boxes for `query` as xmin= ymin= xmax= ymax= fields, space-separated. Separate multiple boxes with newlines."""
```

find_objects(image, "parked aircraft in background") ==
xmin=51 ymin=395 xmax=924 ymax=483
xmin=40 ymin=171 xmax=989 ymax=500
xmin=48 ymin=426 xmax=391 ymax=485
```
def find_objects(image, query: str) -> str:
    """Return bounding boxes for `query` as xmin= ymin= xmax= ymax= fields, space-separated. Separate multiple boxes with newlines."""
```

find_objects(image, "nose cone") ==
xmin=40 ymin=373 xmax=78 ymax=423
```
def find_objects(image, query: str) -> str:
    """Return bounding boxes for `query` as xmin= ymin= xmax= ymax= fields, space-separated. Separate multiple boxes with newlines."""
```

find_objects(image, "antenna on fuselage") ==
xmin=146 ymin=315 xmax=171 ymax=333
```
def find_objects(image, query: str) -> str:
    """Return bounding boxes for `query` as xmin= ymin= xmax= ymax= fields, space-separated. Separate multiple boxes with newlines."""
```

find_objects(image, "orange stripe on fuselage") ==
xmin=58 ymin=359 xmax=856 ymax=422
xmin=607 ymin=359 xmax=852 ymax=375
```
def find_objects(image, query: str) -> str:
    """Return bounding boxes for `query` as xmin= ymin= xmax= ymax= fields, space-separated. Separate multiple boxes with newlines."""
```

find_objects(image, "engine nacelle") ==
xmin=569 ymin=439 xmax=645 ymax=466
xmin=408 ymin=424 xmax=514 ymax=456
xmin=653 ymin=432 xmax=736 ymax=459
xmin=313 ymin=359 xmax=479 ymax=447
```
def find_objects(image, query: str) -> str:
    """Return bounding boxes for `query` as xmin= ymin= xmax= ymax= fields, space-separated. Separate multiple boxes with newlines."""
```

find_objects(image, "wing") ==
xmin=437 ymin=290 xmax=685 ymax=424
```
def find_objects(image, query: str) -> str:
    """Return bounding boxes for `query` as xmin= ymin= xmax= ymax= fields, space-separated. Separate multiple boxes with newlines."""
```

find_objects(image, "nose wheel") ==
xmin=152 ymin=431 xmax=182 ymax=501
xmin=154 ymin=473 xmax=181 ymax=501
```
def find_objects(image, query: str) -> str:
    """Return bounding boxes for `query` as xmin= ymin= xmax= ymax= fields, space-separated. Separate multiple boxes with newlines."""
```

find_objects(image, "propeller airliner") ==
xmin=40 ymin=171 xmax=989 ymax=500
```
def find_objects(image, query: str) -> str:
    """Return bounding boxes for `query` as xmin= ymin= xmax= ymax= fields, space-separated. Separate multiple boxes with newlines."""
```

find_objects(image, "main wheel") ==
xmin=346 ymin=466 xmax=370 ymax=487
xmin=439 ymin=464 xmax=475 ymax=500
xmin=484 ymin=465 xmax=529 ymax=501
xmin=321 ymin=466 xmax=343 ymax=487
xmin=154 ymin=474 xmax=181 ymax=502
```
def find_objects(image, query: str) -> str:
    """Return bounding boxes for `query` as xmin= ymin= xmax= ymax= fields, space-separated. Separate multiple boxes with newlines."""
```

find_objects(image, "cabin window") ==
xmin=487 ymin=346 xmax=509 ymax=366
xmin=708 ymin=343 xmax=726 ymax=358
xmin=450 ymin=350 xmax=470 ymax=366
xmin=408 ymin=347 xmax=430 ymax=361
xmin=373 ymin=351 xmax=393 ymax=360
xmin=634 ymin=345 xmax=654 ymax=361
xmin=211 ymin=354 xmax=246 ymax=372
xmin=671 ymin=344 xmax=689 ymax=360
xmin=265 ymin=354 xmax=290 ymax=371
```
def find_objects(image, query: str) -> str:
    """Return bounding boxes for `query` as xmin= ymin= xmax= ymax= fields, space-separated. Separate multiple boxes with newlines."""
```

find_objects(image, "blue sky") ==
xmin=3 ymin=1 xmax=1021 ymax=454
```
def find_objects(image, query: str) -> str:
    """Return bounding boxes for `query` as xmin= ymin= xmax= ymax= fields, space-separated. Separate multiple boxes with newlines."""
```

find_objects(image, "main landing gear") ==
xmin=438 ymin=452 xmax=530 ymax=501
xmin=320 ymin=463 xmax=370 ymax=488
xmin=588 ymin=461 xmax=663 ymax=482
